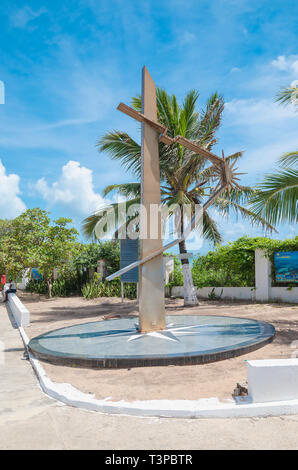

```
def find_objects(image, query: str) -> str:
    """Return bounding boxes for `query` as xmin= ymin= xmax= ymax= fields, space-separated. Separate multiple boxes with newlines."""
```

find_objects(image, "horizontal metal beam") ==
xmin=174 ymin=136 xmax=223 ymax=167
xmin=117 ymin=102 xmax=224 ymax=167
xmin=117 ymin=102 xmax=166 ymax=134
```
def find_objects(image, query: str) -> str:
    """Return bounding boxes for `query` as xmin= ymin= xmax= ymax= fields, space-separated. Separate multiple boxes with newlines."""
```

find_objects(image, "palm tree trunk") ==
xmin=179 ymin=209 xmax=198 ymax=307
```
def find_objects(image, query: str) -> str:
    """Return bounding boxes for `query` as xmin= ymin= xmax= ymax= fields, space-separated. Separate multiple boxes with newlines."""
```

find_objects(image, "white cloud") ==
xmin=179 ymin=32 xmax=196 ymax=45
xmin=230 ymin=67 xmax=240 ymax=73
xmin=35 ymin=160 xmax=107 ymax=216
xmin=271 ymin=55 xmax=298 ymax=74
xmin=225 ymin=98 xmax=297 ymax=126
xmin=223 ymin=97 xmax=298 ymax=174
xmin=0 ymin=160 xmax=26 ymax=218
xmin=10 ymin=6 xmax=47 ymax=28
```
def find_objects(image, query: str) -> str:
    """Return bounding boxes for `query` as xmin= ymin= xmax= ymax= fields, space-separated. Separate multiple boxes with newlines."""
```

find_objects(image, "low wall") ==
xmin=271 ymin=287 xmax=298 ymax=303
xmin=171 ymin=286 xmax=256 ymax=301
xmin=7 ymin=293 xmax=30 ymax=327
xmin=171 ymin=286 xmax=297 ymax=303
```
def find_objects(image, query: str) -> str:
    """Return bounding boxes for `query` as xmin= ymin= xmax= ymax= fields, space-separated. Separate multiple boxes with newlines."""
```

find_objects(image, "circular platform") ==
xmin=28 ymin=315 xmax=275 ymax=369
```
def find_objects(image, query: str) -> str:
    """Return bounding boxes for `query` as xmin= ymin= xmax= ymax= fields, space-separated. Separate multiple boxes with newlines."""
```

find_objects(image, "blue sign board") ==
xmin=32 ymin=268 xmax=42 ymax=281
xmin=120 ymin=239 xmax=139 ymax=283
xmin=275 ymin=251 xmax=298 ymax=283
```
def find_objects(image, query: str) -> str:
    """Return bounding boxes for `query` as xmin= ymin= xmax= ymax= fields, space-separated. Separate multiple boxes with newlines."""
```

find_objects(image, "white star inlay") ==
xmin=127 ymin=323 xmax=203 ymax=343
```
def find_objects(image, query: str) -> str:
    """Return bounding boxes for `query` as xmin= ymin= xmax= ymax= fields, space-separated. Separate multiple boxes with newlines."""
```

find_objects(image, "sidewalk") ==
xmin=1 ymin=303 xmax=298 ymax=450
xmin=0 ymin=304 xmax=54 ymax=424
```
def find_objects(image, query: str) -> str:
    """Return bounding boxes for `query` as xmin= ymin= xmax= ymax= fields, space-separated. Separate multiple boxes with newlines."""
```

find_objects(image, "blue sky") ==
xmin=0 ymin=0 xmax=297 ymax=252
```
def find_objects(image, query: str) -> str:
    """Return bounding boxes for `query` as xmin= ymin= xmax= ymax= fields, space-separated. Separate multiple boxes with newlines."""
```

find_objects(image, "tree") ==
xmin=0 ymin=209 xmax=50 ymax=279
xmin=0 ymin=209 xmax=78 ymax=297
xmin=35 ymin=217 xmax=78 ymax=297
xmin=83 ymin=88 xmax=274 ymax=305
xmin=250 ymin=85 xmax=298 ymax=224
xmin=73 ymin=241 xmax=120 ymax=278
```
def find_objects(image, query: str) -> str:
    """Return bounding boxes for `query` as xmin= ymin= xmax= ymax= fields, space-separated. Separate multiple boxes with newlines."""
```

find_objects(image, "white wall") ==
xmin=163 ymin=256 xmax=174 ymax=285
xmin=171 ymin=286 xmax=297 ymax=303
xmin=17 ymin=268 xmax=31 ymax=290
xmin=171 ymin=286 xmax=256 ymax=301
xmin=271 ymin=287 xmax=298 ymax=303
xmin=255 ymin=249 xmax=271 ymax=302
xmin=7 ymin=293 xmax=30 ymax=327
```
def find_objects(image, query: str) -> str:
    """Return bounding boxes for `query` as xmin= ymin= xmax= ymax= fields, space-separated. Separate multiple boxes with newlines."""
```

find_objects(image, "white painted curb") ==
xmin=14 ymin=325 xmax=298 ymax=419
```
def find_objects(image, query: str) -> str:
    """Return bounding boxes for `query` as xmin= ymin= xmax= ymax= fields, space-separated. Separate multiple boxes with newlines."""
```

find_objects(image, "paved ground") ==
xmin=1 ymin=303 xmax=298 ymax=450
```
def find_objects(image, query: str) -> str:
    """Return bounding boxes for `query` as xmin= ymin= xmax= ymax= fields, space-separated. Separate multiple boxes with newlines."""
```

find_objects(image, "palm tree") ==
xmin=250 ymin=85 xmax=298 ymax=225
xmin=83 ymin=89 xmax=274 ymax=305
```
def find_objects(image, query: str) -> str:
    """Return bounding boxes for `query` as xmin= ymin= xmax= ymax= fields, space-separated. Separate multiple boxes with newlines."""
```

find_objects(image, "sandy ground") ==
xmin=21 ymin=292 xmax=298 ymax=402
xmin=3 ymin=302 xmax=298 ymax=450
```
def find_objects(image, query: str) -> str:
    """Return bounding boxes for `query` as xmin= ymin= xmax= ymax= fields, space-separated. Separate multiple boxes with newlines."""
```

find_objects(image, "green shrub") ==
xmin=82 ymin=273 xmax=137 ymax=299
xmin=25 ymin=279 xmax=48 ymax=295
xmin=168 ymin=236 xmax=298 ymax=289
xmin=168 ymin=257 xmax=184 ymax=288
xmin=25 ymin=276 xmax=81 ymax=297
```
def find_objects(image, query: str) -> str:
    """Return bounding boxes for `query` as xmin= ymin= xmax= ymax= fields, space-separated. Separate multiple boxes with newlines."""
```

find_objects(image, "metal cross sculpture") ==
xmin=106 ymin=67 xmax=242 ymax=333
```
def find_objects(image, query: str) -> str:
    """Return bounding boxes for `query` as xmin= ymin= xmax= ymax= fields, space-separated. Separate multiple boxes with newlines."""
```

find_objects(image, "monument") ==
xmin=28 ymin=67 xmax=275 ymax=368
xmin=106 ymin=66 xmax=243 ymax=330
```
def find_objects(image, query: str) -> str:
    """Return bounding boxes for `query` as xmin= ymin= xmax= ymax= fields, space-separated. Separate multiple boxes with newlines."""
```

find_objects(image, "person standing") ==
xmin=1 ymin=274 xmax=6 ymax=290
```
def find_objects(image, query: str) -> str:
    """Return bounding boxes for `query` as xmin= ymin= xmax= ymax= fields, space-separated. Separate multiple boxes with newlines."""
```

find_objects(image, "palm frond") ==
xmin=131 ymin=94 xmax=142 ymax=112
xmin=276 ymin=86 xmax=298 ymax=107
xmin=103 ymin=183 xmax=141 ymax=198
xmin=195 ymin=92 xmax=224 ymax=148
xmin=225 ymin=151 xmax=244 ymax=163
xmin=82 ymin=198 xmax=140 ymax=240
xmin=215 ymin=196 xmax=276 ymax=232
xmin=97 ymin=131 xmax=141 ymax=177
xmin=278 ymin=151 xmax=298 ymax=168
xmin=250 ymin=169 xmax=298 ymax=225
xmin=203 ymin=211 xmax=223 ymax=245
xmin=179 ymin=90 xmax=200 ymax=138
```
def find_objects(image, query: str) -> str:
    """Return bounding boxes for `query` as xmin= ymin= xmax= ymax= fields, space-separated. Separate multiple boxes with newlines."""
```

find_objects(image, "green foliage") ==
xmin=25 ymin=279 xmax=48 ymax=295
xmin=73 ymin=241 xmax=120 ymax=276
xmin=0 ymin=208 xmax=78 ymax=295
xmin=81 ymin=273 xmax=103 ymax=299
xmin=84 ymin=87 xmax=273 ymax=247
xmin=26 ymin=276 xmax=81 ymax=297
xmin=82 ymin=273 xmax=136 ymax=299
xmin=192 ymin=238 xmax=257 ymax=287
xmin=0 ymin=208 xmax=79 ymax=296
xmin=276 ymin=85 xmax=298 ymax=106
xmin=169 ymin=236 xmax=298 ymax=288
xmin=208 ymin=288 xmax=223 ymax=300
xmin=250 ymin=152 xmax=298 ymax=225
xmin=168 ymin=257 xmax=184 ymax=287
xmin=251 ymin=85 xmax=298 ymax=225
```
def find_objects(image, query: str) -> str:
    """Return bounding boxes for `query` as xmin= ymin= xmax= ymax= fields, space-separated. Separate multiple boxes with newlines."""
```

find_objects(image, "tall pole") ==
xmin=138 ymin=66 xmax=166 ymax=332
